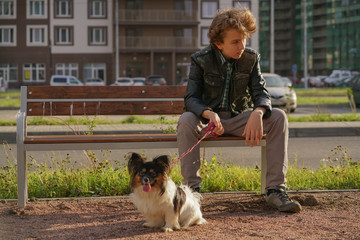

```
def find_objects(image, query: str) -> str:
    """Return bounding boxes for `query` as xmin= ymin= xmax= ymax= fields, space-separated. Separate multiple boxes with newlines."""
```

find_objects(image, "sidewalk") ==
xmin=1 ymin=121 xmax=360 ymax=144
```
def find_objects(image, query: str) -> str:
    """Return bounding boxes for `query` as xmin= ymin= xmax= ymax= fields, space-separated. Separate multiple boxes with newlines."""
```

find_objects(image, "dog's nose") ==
xmin=143 ymin=177 xmax=149 ymax=183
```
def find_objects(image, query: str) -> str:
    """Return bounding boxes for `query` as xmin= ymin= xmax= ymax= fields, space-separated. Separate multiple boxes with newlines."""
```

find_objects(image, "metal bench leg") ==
xmin=17 ymin=109 xmax=28 ymax=208
xmin=17 ymin=144 xmax=28 ymax=208
xmin=260 ymin=145 xmax=267 ymax=195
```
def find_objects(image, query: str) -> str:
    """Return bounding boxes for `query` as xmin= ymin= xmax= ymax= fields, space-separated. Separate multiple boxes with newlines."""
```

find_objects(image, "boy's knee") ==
xmin=178 ymin=112 xmax=199 ymax=128
xmin=271 ymin=108 xmax=287 ymax=122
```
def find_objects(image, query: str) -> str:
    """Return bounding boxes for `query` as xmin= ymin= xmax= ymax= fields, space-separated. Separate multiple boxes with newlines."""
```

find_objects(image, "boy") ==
xmin=177 ymin=7 xmax=301 ymax=213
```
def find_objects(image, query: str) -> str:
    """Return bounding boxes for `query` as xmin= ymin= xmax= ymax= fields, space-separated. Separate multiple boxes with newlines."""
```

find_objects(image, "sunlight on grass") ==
xmin=295 ymin=88 xmax=348 ymax=96
xmin=288 ymin=113 xmax=360 ymax=122
xmin=297 ymin=96 xmax=348 ymax=105
xmin=1 ymin=144 xmax=359 ymax=199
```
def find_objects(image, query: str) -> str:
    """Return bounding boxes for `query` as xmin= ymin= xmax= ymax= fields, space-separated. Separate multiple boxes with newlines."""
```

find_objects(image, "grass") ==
xmin=295 ymin=88 xmax=348 ymax=96
xmin=0 ymin=144 xmax=359 ymax=199
xmin=297 ymin=96 xmax=349 ymax=105
xmin=288 ymin=113 xmax=360 ymax=122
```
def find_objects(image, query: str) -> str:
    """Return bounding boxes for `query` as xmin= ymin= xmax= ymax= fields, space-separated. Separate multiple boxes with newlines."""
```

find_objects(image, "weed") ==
xmin=1 ymin=141 xmax=359 ymax=199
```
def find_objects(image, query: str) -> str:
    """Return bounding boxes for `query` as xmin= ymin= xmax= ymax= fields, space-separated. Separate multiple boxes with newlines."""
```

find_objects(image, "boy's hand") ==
xmin=242 ymin=107 xmax=265 ymax=147
xmin=202 ymin=110 xmax=224 ymax=136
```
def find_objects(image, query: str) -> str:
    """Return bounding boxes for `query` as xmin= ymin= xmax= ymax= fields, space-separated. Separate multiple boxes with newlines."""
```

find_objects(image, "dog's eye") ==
xmin=151 ymin=172 xmax=157 ymax=177
xmin=139 ymin=171 xmax=145 ymax=177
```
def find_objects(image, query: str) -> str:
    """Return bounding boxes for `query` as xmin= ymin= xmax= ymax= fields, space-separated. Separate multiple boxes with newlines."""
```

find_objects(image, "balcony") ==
xmin=118 ymin=36 xmax=198 ymax=50
xmin=313 ymin=30 xmax=327 ymax=38
xmin=118 ymin=9 xmax=198 ymax=25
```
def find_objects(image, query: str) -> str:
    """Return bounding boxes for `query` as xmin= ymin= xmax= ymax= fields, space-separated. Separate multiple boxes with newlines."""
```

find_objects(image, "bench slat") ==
xmin=27 ymin=86 xmax=186 ymax=99
xmin=27 ymin=101 xmax=185 ymax=116
xmin=24 ymin=134 xmax=257 ymax=144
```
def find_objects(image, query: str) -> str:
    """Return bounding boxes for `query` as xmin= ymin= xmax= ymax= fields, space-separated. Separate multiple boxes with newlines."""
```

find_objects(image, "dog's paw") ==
xmin=162 ymin=227 xmax=174 ymax=232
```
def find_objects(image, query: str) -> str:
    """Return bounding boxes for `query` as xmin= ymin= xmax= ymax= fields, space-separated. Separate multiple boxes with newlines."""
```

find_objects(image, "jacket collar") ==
xmin=211 ymin=44 xmax=236 ymax=66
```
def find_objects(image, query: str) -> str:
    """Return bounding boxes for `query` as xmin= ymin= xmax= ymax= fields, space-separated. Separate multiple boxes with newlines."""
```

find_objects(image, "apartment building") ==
xmin=259 ymin=0 xmax=360 ymax=78
xmin=0 ymin=0 xmax=259 ymax=88
xmin=0 ymin=0 xmax=113 ymax=88
xmin=117 ymin=0 xmax=258 ymax=85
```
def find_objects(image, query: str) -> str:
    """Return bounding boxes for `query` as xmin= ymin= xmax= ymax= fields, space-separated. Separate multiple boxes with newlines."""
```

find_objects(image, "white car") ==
xmin=263 ymin=73 xmax=297 ymax=113
xmin=132 ymin=77 xmax=146 ymax=86
xmin=84 ymin=78 xmax=105 ymax=86
xmin=111 ymin=77 xmax=134 ymax=86
xmin=324 ymin=70 xmax=352 ymax=87
xmin=50 ymin=75 xmax=83 ymax=86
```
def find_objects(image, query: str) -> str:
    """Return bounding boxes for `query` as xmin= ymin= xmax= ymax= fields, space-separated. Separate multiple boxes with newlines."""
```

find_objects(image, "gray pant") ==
xmin=176 ymin=108 xmax=288 ymax=190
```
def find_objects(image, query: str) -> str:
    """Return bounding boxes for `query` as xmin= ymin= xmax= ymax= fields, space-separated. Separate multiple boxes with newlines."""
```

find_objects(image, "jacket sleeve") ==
xmin=248 ymin=53 xmax=272 ymax=119
xmin=184 ymin=57 xmax=212 ymax=121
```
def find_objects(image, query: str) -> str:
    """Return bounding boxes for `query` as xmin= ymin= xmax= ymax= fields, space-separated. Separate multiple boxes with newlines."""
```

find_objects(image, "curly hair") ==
xmin=207 ymin=7 xmax=257 ymax=44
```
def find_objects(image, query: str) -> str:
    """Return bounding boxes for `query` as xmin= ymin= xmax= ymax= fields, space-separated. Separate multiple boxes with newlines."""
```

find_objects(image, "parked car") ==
xmin=0 ymin=77 xmax=7 ymax=92
xmin=324 ymin=70 xmax=352 ymax=87
xmin=303 ymin=76 xmax=325 ymax=88
xmin=145 ymin=75 xmax=167 ymax=86
xmin=111 ymin=77 xmax=134 ymax=86
xmin=348 ymin=75 xmax=360 ymax=106
xmin=333 ymin=76 xmax=353 ymax=87
xmin=132 ymin=77 xmax=146 ymax=86
xmin=84 ymin=78 xmax=105 ymax=86
xmin=50 ymin=75 xmax=83 ymax=86
xmin=281 ymin=76 xmax=292 ymax=87
xmin=263 ymin=73 xmax=297 ymax=112
xmin=178 ymin=78 xmax=188 ymax=86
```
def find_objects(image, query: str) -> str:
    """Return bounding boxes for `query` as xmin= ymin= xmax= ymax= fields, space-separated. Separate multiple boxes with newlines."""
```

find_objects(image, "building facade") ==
xmin=116 ymin=0 xmax=259 ymax=85
xmin=259 ymin=0 xmax=360 ymax=78
xmin=0 ymin=0 xmax=259 ymax=88
xmin=0 ymin=0 xmax=114 ymax=88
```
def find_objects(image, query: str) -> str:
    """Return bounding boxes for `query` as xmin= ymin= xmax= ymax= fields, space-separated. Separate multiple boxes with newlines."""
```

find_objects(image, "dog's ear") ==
xmin=127 ymin=152 xmax=144 ymax=174
xmin=153 ymin=155 xmax=171 ymax=175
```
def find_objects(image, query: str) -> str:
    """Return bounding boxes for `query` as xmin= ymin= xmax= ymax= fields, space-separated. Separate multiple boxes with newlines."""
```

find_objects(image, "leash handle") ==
xmin=204 ymin=122 xmax=219 ymax=137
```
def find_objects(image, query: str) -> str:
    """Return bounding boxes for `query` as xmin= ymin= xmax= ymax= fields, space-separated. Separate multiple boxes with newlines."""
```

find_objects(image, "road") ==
xmin=1 ymin=136 xmax=359 ymax=170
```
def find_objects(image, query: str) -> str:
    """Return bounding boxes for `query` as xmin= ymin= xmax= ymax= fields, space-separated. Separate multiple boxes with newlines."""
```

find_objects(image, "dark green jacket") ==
xmin=184 ymin=44 xmax=272 ymax=121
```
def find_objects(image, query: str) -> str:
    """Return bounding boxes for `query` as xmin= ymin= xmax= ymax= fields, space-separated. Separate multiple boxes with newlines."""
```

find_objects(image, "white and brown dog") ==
xmin=127 ymin=153 xmax=206 ymax=232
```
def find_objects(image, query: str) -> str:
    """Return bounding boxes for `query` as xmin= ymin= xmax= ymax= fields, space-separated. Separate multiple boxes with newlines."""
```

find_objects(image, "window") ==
xmin=23 ymin=63 xmax=45 ymax=82
xmin=55 ymin=26 xmax=73 ymax=45
xmin=0 ymin=64 xmax=18 ymax=82
xmin=84 ymin=63 xmax=106 ymax=82
xmin=27 ymin=25 xmax=47 ymax=46
xmin=89 ymin=0 xmax=106 ymax=18
xmin=201 ymin=0 xmax=218 ymax=19
xmin=89 ymin=27 xmax=107 ymax=45
xmin=0 ymin=0 xmax=16 ymax=18
xmin=27 ymin=0 xmax=47 ymax=18
xmin=201 ymin=27 xmax=209 ymax=46
xmin=55 ymin=0 xmax=72 ymax=18
xmin=55 ymin=63 xmax=78 ymax=76
xmin=233 ymin=1 xmax=251 ymax=9
xmin=0 ymin=25 xmax=16 ymax=46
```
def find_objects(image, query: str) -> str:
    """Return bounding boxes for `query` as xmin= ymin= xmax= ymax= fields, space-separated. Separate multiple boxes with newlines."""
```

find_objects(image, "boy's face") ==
xmin=214 ymin=28 xmax=246 ymax=60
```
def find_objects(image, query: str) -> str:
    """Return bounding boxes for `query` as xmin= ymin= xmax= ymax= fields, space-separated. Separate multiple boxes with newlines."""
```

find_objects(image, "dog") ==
xmin=127 ymin=152 xmax=206 ymax=232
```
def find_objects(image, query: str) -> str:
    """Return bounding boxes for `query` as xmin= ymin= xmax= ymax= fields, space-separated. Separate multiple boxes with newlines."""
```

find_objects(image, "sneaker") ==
xmin=266 ymin=188 xmax=302 ymax=213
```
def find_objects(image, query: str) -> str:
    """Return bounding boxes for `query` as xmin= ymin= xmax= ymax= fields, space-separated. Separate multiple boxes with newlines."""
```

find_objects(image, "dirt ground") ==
xmin=0 ymin=190 xmax=359 ymax=240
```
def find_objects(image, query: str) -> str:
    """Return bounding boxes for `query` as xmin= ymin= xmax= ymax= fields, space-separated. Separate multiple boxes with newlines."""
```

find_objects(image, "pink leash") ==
xmin=171 ymin=122 xmax=218 ymax=167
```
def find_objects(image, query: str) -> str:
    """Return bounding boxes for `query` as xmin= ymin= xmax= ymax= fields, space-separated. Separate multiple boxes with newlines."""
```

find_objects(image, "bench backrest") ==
xmin=21 ymin=86 xmax=187 ymax=116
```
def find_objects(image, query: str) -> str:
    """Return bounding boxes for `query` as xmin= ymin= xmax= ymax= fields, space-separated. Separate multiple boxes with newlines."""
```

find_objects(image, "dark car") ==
xmin=145 ymin=75 xmax=167 ymax=86
xmin=348 ymin=74 xmax=360 ymax=107
xmin=178 ymin=78 xmax=188 ymax=86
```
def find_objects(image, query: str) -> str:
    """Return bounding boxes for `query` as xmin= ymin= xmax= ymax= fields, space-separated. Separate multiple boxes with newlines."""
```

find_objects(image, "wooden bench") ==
xmin=17 ymin=86 xmax=266 ymax=208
